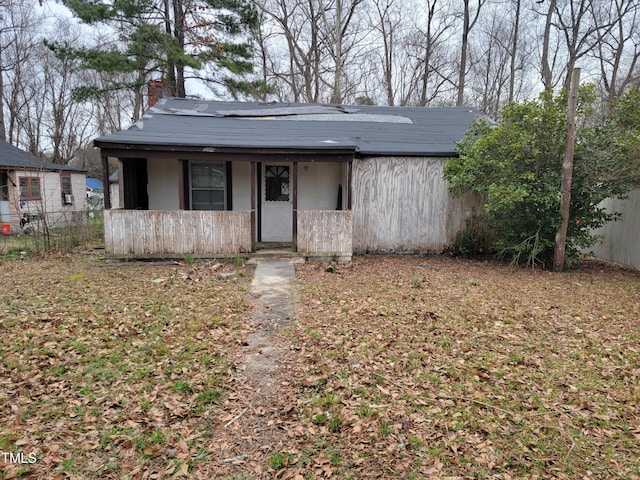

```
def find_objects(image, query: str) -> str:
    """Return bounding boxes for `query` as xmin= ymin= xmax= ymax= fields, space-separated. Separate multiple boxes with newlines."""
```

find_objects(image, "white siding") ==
xmin=148 ymin=158 xmax=180 ymax=210
xmin=589 ymin=190 xmax=640 ymax=270
xmin=352 ymin=156 xmax=481 ymax=254
xmin=232 ymin=162 xmax=251 ymax=211
xmin=298 ymin=162 xmax=343 ymax=210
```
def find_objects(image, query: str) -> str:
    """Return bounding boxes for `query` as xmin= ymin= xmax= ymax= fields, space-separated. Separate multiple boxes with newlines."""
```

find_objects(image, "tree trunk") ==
xmin=540 ymin=0 xmax=556 ymax=91
xmin=457 ymin=0 xmax=483 ymax=106
xmin=553 ymin=68 xmax=580 ymax=272
xmin=508 ymin=0 xmax=521 ymax=102
xmin=163 ymin=0 xmax=177 ymax=96
xmin=172 ymin=0 xmax=186 ymax=97
xmin=0 ymin=48 xmax=6 ymax=141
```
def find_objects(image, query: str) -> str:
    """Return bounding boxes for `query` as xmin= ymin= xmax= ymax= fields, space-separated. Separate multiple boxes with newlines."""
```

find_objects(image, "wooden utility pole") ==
xmin=553 ymin=67 xmax=581 ymax=272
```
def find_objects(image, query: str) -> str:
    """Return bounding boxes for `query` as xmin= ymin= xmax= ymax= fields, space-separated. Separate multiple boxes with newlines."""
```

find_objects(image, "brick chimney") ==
xmin=147 ymin=79 xmax=167 ymax=109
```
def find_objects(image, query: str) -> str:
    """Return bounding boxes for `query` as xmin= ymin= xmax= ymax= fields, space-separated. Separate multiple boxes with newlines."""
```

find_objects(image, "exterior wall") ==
xmin=298 ymin=162 xmax=343 ymax=210
xmin=2 ymin=169 xmax=85 ymax=230
xmin=147 ymin=158 xmax=180 ymax=210
xmin=104 ymin=210 xmax=252 ymax=255
xmin=232 ymin=162 xmax=251 ymax=211
xmin=589 ymin=190 xmax=640 ymax=270
xmin=352 ymin=156 xmax=482 ymax=254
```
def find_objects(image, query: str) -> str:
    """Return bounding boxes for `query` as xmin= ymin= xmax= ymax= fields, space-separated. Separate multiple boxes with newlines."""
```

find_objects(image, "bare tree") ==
xmin=592 ymin=0 xmax=640 ymax=107
xmin=508 ymin=0 xmax=522 ymax=102
xmin=539 ymin=0 xmax=557 ymax=91
xmin=456 ymin=0 xmax=485 ymax=106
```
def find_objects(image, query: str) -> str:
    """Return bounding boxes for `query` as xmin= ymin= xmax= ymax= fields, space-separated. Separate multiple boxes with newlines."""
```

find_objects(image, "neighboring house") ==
xmin=86 ymin=178 xmax=105 ymax=208
xmin=0 ymin=140 xmax=86 ymax=233
xmin=589 ymin=190 xmax=640 ymax=270
xmin=94 ymin=98 xmax=488 ymax=258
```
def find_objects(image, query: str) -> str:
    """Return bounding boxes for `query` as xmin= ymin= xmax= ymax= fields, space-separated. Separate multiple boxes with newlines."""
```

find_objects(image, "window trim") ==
xmin=19 ymin=176 xmax=42 ymax=201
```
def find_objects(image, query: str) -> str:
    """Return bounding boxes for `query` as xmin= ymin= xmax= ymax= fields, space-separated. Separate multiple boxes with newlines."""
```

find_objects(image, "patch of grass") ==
xmin=0 ymin=256 xmax=254 ymax=479
xmin=268 ymin=452 xmax=289 ymax=470
xmin=173 ymin=380 xmax=194 ymax=394
xmin=294 ymin=256 xmax=640 ymax=478
xmin=195 ymin=388 xmax=221 ymax=405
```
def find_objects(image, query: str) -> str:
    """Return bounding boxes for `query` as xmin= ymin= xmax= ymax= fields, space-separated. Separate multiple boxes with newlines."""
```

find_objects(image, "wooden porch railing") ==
xmin=297 ymin=210 xmax=352 ymax=259
xmin=104 ymin=210 xmax=252 ymax=255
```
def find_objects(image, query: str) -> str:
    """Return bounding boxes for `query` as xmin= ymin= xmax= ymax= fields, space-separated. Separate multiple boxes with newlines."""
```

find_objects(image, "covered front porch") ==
xmin=99 ymin=148 xmax=354 ymax=259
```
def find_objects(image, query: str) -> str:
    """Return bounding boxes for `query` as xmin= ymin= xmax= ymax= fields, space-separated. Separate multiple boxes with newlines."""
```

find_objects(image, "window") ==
xmin=190 ymin=163 xmax=225 ymax=210
xmin=61 ymin=174 xmax=72 ymax=203
xmin=265 ymin=165 xmax=289 ymax=201
xmin=19 ymin=177 xmax=41 ymax=200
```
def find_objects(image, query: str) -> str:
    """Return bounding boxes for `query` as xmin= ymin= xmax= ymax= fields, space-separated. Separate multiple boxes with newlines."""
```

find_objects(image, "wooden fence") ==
xmin=297 ymin=210 xmax=352 ymax=259
xmin=589 ymin=190 xmax=640 ymax=270
xmin=104 ymin=210 xmax=252 ymax=255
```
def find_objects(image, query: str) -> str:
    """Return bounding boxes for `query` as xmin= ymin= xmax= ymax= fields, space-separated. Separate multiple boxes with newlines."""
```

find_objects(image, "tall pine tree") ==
xmin=47 ymin=0 xmax=263 ymax=120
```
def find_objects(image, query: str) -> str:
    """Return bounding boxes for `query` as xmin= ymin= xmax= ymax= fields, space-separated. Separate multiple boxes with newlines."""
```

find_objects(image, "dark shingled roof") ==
xmin=94 ymin=98 xmax=490 ymax=157
xmin=0 ymin=140 xmax=83 ymax=172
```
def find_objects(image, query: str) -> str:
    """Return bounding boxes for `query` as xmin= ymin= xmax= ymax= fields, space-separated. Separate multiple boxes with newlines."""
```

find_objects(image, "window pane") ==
xmin=192 ymin=189 xmax=224 ymax=210
xmin=30 ymin=178 xmax=41 ymax=198
xmin=61 ymin=175 xmax=72 ymax=195
xmin=192 ymin=164 xmax=224 ymax=188
xmin=20 ymin=178 xmax=28 ymax=200
xmin=265 ymin=165 xmax=289 ymax=201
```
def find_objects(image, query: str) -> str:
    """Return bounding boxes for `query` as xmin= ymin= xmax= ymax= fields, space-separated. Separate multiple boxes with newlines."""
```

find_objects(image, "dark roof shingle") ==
xmin=0 ymin=140 xmax=83 ymax=172
xmin=95 ymin=98 xmax=490 ymax=157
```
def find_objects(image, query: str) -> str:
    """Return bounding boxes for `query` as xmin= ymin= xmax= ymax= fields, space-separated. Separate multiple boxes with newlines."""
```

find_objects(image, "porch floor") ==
xmin=251 ymin=242 xmax=302 ymax=261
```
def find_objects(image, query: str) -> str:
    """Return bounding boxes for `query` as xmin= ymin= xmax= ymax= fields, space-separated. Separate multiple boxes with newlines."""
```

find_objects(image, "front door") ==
xmin=261 ymin=163 xmax=292 ymax=242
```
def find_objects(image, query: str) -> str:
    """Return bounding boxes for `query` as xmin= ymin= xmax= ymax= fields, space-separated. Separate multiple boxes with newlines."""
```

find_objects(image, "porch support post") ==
xmin=347 ymin=160 xmax=353 ymax=210
xmin=178 ymin=160 xmax=185 ymax=210
xmin=101 ymin=154 xmax=111 ymax=210
xmin=250 ymin=161 xmax=256 ymax=252
xmin=292 ymin=161 xmax=298 ymax=251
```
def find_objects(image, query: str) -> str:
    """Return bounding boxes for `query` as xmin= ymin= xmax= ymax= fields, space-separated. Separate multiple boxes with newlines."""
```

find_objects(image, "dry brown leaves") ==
xmin=0 ymin=256 xmax=258 ymax=479
xmin=286 ymin=256 xmax=640 ymax=479
xmin=1 ymin=254 xmax=639 ymax=479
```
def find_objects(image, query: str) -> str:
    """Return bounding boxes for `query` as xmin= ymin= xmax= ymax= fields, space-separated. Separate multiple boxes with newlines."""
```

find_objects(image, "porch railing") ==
xmin=104 ymin=210 xmax=252 ymax=255
xmin=297 ymin=210 xmax=352 ymax=259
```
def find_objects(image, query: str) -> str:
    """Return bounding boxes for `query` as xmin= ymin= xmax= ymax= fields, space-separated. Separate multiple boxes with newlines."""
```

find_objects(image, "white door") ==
xmin=261 ymin=164 xmax=292 ymax=242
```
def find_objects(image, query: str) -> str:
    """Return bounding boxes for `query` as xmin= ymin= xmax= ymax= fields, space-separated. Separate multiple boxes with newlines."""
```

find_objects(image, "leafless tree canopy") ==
xmin=1 ymin=0 xmax=639 ymax=161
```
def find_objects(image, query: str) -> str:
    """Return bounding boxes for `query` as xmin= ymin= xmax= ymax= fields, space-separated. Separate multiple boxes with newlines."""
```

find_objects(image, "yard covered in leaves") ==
xmin=0 ymin=255 xmax=254 ymax=479
xmin=289 ymin=256 xmax=640 ymax=479
xmin=0 ymin=253 xmax=639 ymax=479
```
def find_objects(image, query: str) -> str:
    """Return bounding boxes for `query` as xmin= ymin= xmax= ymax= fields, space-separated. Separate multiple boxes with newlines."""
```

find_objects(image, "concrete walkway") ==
xmin=217 ymin=259 xmax=298 ymax=472
xmin=242 ymin=259 xmax=296 ymax=393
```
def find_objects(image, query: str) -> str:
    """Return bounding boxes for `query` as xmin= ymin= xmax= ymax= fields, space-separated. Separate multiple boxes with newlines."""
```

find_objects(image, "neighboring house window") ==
xmin=60 ymin=174 xmax=72 ymax=203
xmin=265 ymin=165 xmax=289 ymax=201
xmin=19 ymin=177 xmax=41 ymax=200
xmin=190 ymin=163 xmax=225 ymax=210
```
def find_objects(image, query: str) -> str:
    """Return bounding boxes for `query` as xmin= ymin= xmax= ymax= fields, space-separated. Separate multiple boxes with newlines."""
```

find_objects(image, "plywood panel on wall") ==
xmin=352 ymin=157 xmax=482 ymax=254
xmin=104 ymin=210 xmax=251 ymax=255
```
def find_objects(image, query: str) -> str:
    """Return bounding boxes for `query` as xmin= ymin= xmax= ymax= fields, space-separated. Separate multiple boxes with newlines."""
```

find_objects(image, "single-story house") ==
xmin=0 ymin=140 xmax=86 ymax=234
xmin=94 ymin=98 xmax=489 ymax=258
